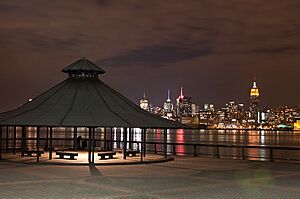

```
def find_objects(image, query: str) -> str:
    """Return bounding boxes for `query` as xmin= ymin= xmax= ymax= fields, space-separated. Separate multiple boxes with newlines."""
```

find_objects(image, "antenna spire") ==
xmin=253 ymin=73 xmax=257 ymax=88
xmin=180 ymin=86 xmax=183 ymax=97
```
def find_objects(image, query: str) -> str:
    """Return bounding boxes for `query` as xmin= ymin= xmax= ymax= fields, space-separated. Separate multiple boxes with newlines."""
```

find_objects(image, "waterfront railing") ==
xmin=2 ymin=138 xmax=300 ymax=162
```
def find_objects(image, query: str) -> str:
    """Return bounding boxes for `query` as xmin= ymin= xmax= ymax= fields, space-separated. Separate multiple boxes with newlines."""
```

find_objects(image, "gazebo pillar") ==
xmin=88 ymin=127 xmax=92 ymax=163
xmin=5 ymin=126 xmax=9 ymax=152
xmin=92 ymin=128 xmax=95 ymax=163
xmin=140 ymin=128 xmax=144 ymax=162
xmin=0 ymin=126 xmax=2 ymax=160
xmin=73 ymin=127 xmax=77 ymax=150
xmin=45 ymin=127 xmax=49 ymax=151
xmin=164 ymin=129 xmax=167 ymax=159
xmin=110 ymin=127 xmax=113 ymax=150
xmin=123 ymin=128 xmax=127 ymax=160
xmin=104 ymin=127 xmax=107 ymax=150
xmin=21 ymin=126 xmax=26 ymax=157
xmin=13 ymin=126 xmax=16 ymax=155
xmin=143 ymin=128 xmax=146 ymax=157
xmin=36 ymin=127 xmax=40 ymax=163
xmin=128 ymin=128 xmax=132 ymax=149
xmin=49 ymin=127 xmax=53 ymax=160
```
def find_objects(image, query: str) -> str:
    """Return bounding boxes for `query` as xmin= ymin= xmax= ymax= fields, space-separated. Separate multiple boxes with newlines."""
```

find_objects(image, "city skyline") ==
xmin=1 ymin=1 xmax=300 ymax=111
xmin=138 ymin=78 xmax=298 ymax=110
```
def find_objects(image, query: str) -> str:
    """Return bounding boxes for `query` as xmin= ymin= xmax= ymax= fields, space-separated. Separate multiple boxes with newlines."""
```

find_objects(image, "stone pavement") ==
xmin=0 ymin=156 xmax=299 ymax=198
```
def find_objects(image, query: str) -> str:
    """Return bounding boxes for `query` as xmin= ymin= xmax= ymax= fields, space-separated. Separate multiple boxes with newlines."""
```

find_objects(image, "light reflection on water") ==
xmin=145 ymin=129 xmax=300 ymax=160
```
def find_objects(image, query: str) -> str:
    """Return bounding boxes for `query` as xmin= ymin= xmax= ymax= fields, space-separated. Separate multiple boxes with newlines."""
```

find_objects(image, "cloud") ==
xmin=0 ymin=3 xmax=20 ymax=11
xmin=97 ymin=43 xmax=213 ymax=67
xmin=27 ymin=33 xmax=86 ymax=51
xmin=246 ymin=46 xmax=300 ymax=54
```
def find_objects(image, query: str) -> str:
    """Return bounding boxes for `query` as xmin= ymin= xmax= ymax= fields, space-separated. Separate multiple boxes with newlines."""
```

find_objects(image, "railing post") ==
xmin=13 ymin=126 xmax=16 ymax=155
xmin=173 ymin=144 xmax=176 ymax=155
xmin=242 ymin=146 xmax=245 ymax=160
xmin=216 ymin=146 xmax=220 ymax=158
xmin=269 ymin=148 xmax=274 ymax=162
xmin=193 ymin=145 xmax=197 ymax=157
xmin=0 ymin=126 xmax=2 ymax=160
xmin=154 ymin=143 xmax=157 ymax=154
xmin=164 ymin=129 xmax=167 ymax=159
xmin=21 ymin=126 xmax=26 ymax=157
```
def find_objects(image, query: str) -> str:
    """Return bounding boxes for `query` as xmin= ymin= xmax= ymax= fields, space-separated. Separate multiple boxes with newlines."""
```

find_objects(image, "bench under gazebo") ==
xmin=0 ymin=57 xmax=185 ymax=163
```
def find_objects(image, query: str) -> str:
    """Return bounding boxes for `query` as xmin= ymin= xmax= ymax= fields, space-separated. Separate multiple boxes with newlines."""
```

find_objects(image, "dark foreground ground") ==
xmin=0 ymin=157 xmax=299 ymax=198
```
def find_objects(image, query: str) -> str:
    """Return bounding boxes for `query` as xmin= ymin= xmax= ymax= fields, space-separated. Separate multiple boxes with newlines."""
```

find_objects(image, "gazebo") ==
xmin=0 ymin=57 xmax=185 ymax=163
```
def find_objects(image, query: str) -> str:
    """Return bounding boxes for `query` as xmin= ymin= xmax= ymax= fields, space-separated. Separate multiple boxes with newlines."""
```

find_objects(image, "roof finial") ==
xmin=167 ymin=89 xmax=171 ymax=101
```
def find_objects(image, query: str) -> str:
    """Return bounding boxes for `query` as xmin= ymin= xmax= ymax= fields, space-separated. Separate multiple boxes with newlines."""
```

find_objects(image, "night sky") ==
xmin=1 ymin=0 xmax=300 ymax=112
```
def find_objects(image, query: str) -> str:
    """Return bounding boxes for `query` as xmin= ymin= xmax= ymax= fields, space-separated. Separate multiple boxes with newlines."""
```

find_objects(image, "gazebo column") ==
xmin=110 ymin=127 xmax=113 ymax=150
xmin=92 ymin=128 xmax=95 ymax=163
xmin=104 ymin=127 xmax=107 ymax=150
xmin=128 ymin=128 xmax=132 ymax=150
xmin=123 ymin=128 xmax=127 ymax=160
xmin=164 ymin=129 xmax=167 ymax=159
xmin=88 ymin=127 xmax=92 ymax=163
xmin=49 ymin=127 xmax=53 ymax=160
xmin=5 ymin=126 xmax=9 ymax=152
xmin=140 ymin=128 xmax=144 ymax=162
xmin=73 ymin=127 xmax=77 ymax=150
xmin=45 ymin=127 xmax=49 ymax=151
xmin=143 ymin=128 xmax=147 ymax=157
xmin=36 ymin=127 xmax=40 ymax=163
xmin=21 ymin=126 xmax=26 ymax=157
xmin=13 ymin=126 xmax=17 ymax=155
xmin=0 ymin=126 xmax=2 ymax=160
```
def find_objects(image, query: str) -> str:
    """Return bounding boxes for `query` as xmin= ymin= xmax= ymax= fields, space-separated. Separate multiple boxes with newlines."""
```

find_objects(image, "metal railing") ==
xmin=2 ymin=138 xmax=300 ymax=162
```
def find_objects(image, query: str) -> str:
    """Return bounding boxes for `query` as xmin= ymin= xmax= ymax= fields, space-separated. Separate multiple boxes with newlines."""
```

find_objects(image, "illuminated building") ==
xmin=163 ymin=89 xmax=174 ymax=118
xmin=139 ymin=92 xmax=149 ymax=111
xmin=176 ymin=86 xmax=192 ymax=117
xmin=294 ymin=117 xmax=300 ymax=130
xmin=191 ymin=104 xmax=200 ymax=116
xmin=249 ymin=74 xmax=260 ymax=125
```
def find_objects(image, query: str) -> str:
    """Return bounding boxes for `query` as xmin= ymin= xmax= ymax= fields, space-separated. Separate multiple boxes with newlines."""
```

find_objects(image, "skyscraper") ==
xmin=176 ymin=86 xmax=192 ymax=117
xmin=163 ymin=89 xmax=174 ymax=118
xmin=140 ymin=92 xmax=149 ymax=111
xmin=249 ymin=74 xmax=260 ymax=125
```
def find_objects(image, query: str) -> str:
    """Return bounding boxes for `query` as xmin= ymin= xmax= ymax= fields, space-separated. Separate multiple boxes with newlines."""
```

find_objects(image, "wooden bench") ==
xmin=98 ymin=151 xmax=116 ymax=160
xmin=24 ymin=149 xmax=44 ymax=157
xmin=56 ymin=151 xmax=78 ymax=160
xmin=125 ymin=149 xmax=140 ymax=157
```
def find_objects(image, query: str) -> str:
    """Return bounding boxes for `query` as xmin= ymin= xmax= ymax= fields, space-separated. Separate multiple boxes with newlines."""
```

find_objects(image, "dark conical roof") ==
xmin=0 ymin=58 xmax=185 ymax=128
xmin=62 ymin=57 xmax=106 ymax=74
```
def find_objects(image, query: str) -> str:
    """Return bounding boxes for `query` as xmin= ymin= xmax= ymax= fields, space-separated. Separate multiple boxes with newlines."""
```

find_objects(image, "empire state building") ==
xmin=249 ymin=75 xmax=260 ymax=124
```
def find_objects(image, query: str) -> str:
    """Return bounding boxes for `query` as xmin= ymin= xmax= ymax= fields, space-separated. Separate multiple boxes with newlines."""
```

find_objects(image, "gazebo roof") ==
xmin=0 ymin=58 xmax=185 ymax=129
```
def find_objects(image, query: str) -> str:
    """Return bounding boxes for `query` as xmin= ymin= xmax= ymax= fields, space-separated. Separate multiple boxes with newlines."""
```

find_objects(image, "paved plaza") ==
xmin=0 ymin=156 xmax=299 ymax=198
